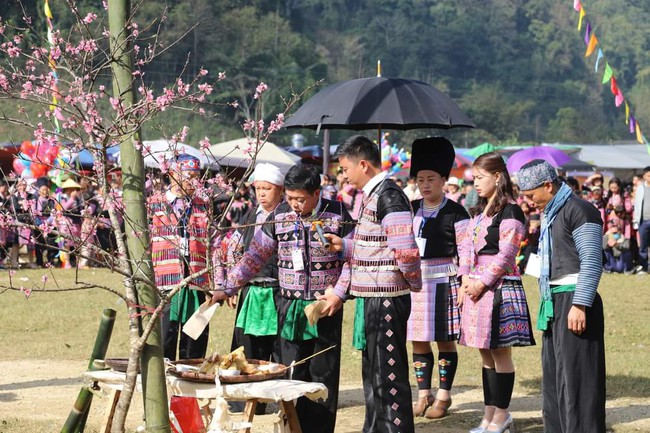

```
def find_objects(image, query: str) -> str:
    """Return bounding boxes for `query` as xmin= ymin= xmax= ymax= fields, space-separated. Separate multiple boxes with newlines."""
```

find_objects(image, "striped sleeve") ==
xmin=479 ymin=216 xmax=525 ymax=287
xmin=456 ymin=218 xmax=473 ymax=276
xmin=572 ymin=222 xmax=603 ymax=307
xmin=382 ymin=210 xmax=422 ymax=291
xmin=224 ymin=229 xmax=277 ymax=296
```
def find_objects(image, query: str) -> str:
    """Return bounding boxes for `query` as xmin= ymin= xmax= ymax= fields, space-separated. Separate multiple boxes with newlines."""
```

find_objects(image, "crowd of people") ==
xmin=0 ymin=175 xmax=121 ymax=269
xmin=152 ymin=136 xmax=608 ymax=433
xmin=2 ymin=139 xmax=617 ymax=433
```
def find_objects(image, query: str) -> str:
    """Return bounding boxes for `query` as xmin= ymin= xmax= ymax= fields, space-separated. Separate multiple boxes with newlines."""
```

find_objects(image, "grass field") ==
xmin=1 ymin=268 xmax=649 ymax=432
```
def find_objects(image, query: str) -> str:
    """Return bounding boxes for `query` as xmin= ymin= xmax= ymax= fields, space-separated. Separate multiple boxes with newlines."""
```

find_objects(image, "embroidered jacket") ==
xmin=149 ymin=192 xmax=211 ymax=292
xmin=224 ymin=199 xmax=354 ymax=300
xmin=342 ymin=179 xmax=422 ymax=297
xmin=457 ymin=203 xmax=525 ymax=288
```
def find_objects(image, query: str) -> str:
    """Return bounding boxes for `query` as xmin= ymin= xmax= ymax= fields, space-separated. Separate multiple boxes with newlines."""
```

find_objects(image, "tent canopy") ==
xmin=208 ymin=138 xmax=300 ymax=172
xmin=573 ymin=144 xmax=650 ymax=169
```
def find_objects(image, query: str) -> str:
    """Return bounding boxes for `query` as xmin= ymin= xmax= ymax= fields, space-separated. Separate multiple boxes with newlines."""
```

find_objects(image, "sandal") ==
xmin=413 ymin=394 xmax=435 ymax=417
xmin=424 ymin=397 xmax=452 ymax=419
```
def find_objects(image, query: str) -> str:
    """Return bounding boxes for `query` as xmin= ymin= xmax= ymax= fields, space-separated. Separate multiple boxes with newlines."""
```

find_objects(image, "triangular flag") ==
xmin=602 ymin=63 xmax=613 ymax=84
xmin=585 ymin=33 xmax=598 ymax=57
xmin=574 ymin=0 xmax=582 ymax=12
xmin=595 ymin=49 xmax=604 ymax=72
xmin=579 ymin=8 xmax=586 ymax=31
xmin=611 ymin=77 xmax=619 ymax=95
xmin=625 ymin=102 xmax=630 ymax=124
xmin=630 ymin=116 xmax=636 ymax=134
xmin=44 ymin=0 xmax=53 ymax=20
xmin=615 ymin=90 xmax=624 ymax=107
xmin=636 ymin=123 xmax=644 ymax=144
xmin=584 ymin=22 xmax=592 ymax=44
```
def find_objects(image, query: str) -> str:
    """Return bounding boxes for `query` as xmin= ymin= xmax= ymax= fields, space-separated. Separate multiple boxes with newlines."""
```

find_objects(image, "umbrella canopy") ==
xmin=208 ymin=138 xmax=300 ymax=172
xmin=506 ymin=146 xmax=571 ymax=173
xmin=454 ymin=150 xmax=476 ymax=168
xmin=284 ymin=77 xmax=475 ymax=131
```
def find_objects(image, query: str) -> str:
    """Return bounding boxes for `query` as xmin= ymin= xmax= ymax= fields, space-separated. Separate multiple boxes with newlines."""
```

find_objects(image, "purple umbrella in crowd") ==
xmin=506 ymin=146 xmax=571 ymax=173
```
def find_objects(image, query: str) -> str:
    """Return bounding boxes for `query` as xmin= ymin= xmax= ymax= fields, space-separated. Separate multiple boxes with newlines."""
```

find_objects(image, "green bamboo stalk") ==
xmin=61 ymin=308 xmax=117 ymax=433
xmin=108 ymin=0 xmax=170 ymax=431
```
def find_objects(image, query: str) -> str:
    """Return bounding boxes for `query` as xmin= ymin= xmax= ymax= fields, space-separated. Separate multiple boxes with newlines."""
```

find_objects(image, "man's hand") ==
xmin=567 ymin=305 xmax=587 ymax=335
xmin=208 ymin=289 xmax=229 ymax=306
xmin=226 ymin=294 xmax=238 ymax=309
xmin=316 ymin=288 xmax=343 ymax=316
xmin=323 ymin=233 xmax=343 ymax=252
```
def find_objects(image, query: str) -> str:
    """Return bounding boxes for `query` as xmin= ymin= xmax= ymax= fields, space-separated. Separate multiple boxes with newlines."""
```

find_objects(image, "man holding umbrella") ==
xmin=323 ymin=135 xmax=422 ymax=433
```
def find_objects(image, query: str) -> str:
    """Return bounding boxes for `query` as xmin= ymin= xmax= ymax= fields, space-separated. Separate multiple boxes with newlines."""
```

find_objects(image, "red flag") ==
xmin=611 ymin=77 xmax=619 ymax=96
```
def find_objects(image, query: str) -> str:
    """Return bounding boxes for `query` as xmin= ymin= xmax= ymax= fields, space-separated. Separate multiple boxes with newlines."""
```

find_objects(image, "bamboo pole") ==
xmin=108 ymin=0 xmax=170 ymax=431
xmin=61 ymin=308 xmax=117 ymax=433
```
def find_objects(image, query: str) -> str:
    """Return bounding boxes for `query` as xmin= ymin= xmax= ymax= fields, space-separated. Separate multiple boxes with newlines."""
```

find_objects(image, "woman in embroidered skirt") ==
xmin=457 ymin=152 xmax=535 ymax=433
xmin=407 ymin=138 xmax=470 ymax=420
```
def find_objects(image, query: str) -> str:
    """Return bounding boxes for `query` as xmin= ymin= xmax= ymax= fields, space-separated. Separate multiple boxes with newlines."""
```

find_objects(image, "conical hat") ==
xmin=61 ymin=178 xmax=81 ymax=189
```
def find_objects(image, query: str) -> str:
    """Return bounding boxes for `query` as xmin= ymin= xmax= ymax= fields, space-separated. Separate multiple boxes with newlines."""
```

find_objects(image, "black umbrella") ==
xmin=284 ymin=76 xmax=475 ymax=131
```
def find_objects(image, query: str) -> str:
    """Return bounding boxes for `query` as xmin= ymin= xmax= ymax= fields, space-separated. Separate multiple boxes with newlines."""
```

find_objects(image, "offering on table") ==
xmin=197 ymin=346 xmax=274 ymax=376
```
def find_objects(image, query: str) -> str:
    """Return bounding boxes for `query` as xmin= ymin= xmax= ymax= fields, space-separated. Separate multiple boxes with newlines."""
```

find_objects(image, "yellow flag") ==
xmin=585 ymin=34 xmax=598 ymax=57
xmin=44 ymin=0 xmax=53 ymax=20
xmin=578 ymin=8 xmax=586 ymax=31
xmin=636 ymin=123 xmax=644 ymax=144
xmin=625 ymin=102 xmax=630 ymax=124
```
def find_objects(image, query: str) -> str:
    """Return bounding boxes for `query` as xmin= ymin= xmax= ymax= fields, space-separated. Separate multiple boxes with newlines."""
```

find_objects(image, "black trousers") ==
xmin=161 ymin=290 xmax=209 ymax=361
xmin=276 ymin=296 xmax=343 ymax=433
xmin=361 ymin=295 xmax=414 ymax=433
xmin=230 ymin=285 xmax=280 ymax=362
xmin=542 ymin=291 xmax=606 ymax=433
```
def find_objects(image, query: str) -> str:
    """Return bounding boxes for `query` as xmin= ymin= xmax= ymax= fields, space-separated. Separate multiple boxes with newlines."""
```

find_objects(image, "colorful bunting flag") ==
xmin=610 ymin=77 xmax=619 ymax=95
xmin=601 ymin=63 xmax=613 ymax=84
xmin=615 ymin=90 xmax=624 ymax=107
xmin=578 ymin=8 xmax=586 ymax=30
xmin=595 ymin=49 xmax=604 ymax=72
xmin=585 ymin=33 xmax=598 ymax=57
xmin=574 ymin=2 xmax=647 ymax=146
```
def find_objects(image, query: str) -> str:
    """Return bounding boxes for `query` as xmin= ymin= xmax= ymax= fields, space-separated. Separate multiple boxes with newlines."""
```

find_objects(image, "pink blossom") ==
xmin=253 ymin=82 xmax=268 ymax=99
xmin=41 ymin=275 xmax=48 ymax=283
xmin=103 ymin=0 xmax=108 ymax=10
xmin=0 ymin=74 xmax=9 ymax=91
xmin=199 ymin=137 xmax=211 ymax=150
xmin=218 ymin=72 xmax=226 ymax=81
xmin=229 ymin=101 xmax=239 ymax=108
xmin=199 ymin=68 xmax=208 ymax=76
xmin=242 ymin=119 xmax=255 ymax=131
xmin=50 ymin=45 xmax=61 ymax=60
xmin=268 ymin=113 xmax=285 ymax=133
xmin=198 ymin=83 xmax=213 ymax=95
xmin=109 ymin=97 xmax=121 ymax=111
xmin=180 ymin=126 xmax=189 ymax=142
xmin=82 ymin=12 xmax=97 ymax=24
xmin=7 ymin=46 xmax=21 ymax=58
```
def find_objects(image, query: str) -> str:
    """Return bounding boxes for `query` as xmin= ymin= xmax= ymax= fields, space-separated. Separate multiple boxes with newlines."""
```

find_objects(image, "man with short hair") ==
xmin=632 ymin=166 xmax=650 ymax=274
xmin=324 ymin=135 xmax=422 ymax=433
xmin=212 ymin=163 xmax=354 ymax=433
xmin=518 ymin=159 xmax=605 ymax=433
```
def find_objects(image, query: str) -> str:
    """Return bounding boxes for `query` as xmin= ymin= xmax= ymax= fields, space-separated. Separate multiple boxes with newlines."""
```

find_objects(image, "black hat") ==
xmin=35 ymin=177 xmax=50 ymax=189
xmin=409 ymin=137 xmax=455 ymax=179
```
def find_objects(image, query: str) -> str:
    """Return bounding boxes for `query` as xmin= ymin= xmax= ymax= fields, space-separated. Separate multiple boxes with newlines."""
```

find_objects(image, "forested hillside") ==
xmin=2 ymin=0 xmax=649 ymax=147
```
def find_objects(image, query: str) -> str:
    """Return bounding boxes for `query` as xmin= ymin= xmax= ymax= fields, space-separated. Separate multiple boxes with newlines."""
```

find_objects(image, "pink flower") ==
xmin=7 ymin=46 xmax=21 ymax=58
xmin=242 ymin=119 xmax=255 ymax=131
xmin=199 ymin=137 xmax=211 ymax=150
xmin=199 ymin=68 xmax=208 ymax=76
xmin=198 ymin=83 xmax=213 ymax=95
xmin=253 ymin=82 xmax=268 ymax=99
xmin=82 ymin=12 xmax=97 ymax=24
xmin=180 ymin=126 xmax=189 ymax=142
xmin=268 ymin=113 xmax=285 ymax=133
xmin=218 ymin=71 xmax=226 ymax=81
xmin=41 ymin=275 xmax=48 ymax=283
xmin=0 ymin=74 xmax=9 ymax=91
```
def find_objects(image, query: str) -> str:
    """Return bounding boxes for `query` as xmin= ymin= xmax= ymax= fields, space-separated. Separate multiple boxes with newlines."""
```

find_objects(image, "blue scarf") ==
xmin=537 ymin=182 xmax=573 ymax=330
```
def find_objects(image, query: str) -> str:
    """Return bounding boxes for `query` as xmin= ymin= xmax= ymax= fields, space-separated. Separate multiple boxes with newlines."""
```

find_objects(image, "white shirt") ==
xmin=362 ymin=171 xmax=388 ymax=197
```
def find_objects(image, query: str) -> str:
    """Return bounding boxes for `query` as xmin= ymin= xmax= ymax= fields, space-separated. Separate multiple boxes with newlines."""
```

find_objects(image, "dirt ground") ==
xmin=1 ymin=360 xmax=650 ymax=432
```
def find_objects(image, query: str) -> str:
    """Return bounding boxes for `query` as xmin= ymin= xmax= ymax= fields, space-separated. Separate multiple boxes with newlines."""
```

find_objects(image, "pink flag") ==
xmin=615 ymin=90 xmax=624 ymax=107
xmin=574 ymin=0 xmax=581 ymax=11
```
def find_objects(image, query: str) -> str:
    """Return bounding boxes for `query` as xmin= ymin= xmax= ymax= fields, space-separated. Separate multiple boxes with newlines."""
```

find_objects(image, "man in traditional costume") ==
xmin=211 ymin=163 xmax=354 ymax=433
xmin=324 ymin=135 xmax=422 ymax=433
xmin=149 ymin=154 xmax=212 ymax=360
xmin=215 ymin=163 xmax=285 ymax=415
xmin=518 ymin=159 xmax=605 ymax=433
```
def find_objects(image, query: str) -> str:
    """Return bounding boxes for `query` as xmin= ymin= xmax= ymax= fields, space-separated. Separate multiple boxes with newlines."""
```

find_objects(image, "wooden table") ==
xmin=83 ymin=370 xmax=328 ymax=433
